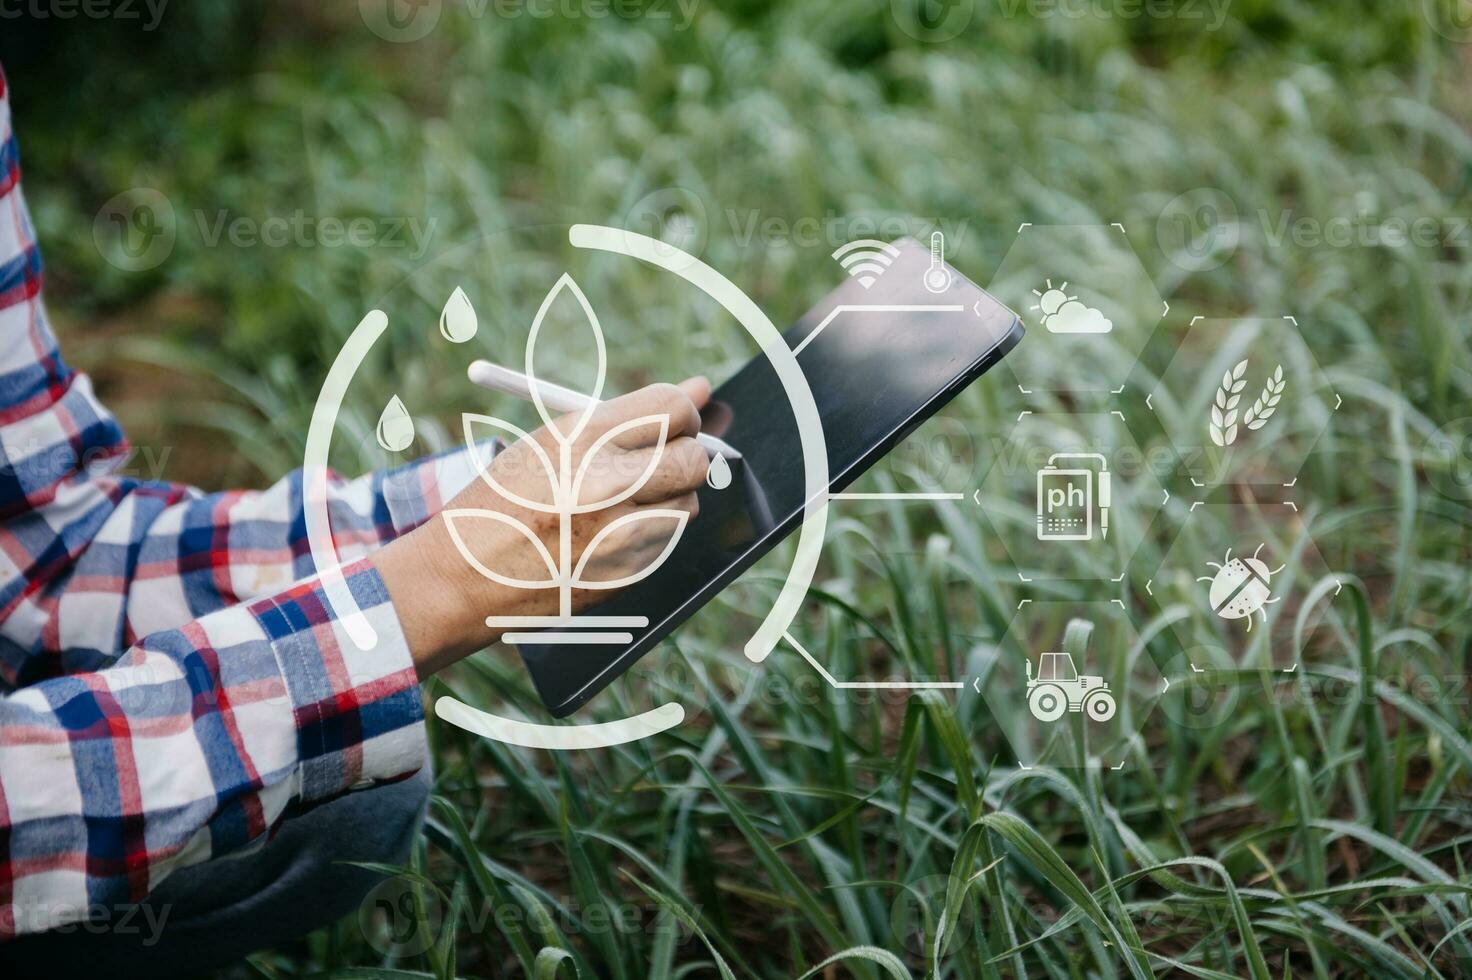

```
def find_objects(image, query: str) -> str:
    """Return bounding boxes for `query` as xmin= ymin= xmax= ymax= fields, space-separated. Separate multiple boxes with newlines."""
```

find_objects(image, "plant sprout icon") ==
xmin=442 ymin=274 xmax=691 ymax=645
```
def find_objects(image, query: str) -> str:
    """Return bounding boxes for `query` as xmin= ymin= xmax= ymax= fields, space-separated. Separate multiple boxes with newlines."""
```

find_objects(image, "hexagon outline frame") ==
xmin=1145 ymin=314 xmax=1343 ymax=492
xmin=989 ymin=222 xmax=1170 ymax=396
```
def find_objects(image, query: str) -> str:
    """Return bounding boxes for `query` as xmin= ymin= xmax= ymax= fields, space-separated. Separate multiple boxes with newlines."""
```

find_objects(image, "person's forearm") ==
xmin=373 ymin=513 xmax=506 ymax=678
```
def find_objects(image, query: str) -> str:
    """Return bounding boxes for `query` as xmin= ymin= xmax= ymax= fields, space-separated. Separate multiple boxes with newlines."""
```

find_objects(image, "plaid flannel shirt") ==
xmin=0 ymin=68 xmax=476 ymax=939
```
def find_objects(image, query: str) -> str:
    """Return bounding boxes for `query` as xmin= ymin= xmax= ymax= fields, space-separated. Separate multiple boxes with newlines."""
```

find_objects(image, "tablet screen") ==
xmin=517 ymin=237 xmax=1022 ymax=715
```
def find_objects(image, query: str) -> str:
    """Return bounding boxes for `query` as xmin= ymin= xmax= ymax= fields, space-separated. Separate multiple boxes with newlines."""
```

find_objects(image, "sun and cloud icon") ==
xmin=1031 ymin=279 xmax=1113 ymax=334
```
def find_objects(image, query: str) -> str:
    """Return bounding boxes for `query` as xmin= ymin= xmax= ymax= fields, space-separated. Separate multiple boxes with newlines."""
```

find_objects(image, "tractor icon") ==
xmin=1025 ymin=652 xmax=1117 ymax=723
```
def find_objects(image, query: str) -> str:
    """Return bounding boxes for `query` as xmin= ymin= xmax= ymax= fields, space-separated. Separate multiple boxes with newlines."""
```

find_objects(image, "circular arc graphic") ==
xmin=305 ymin=225 xmax=829 ymax=747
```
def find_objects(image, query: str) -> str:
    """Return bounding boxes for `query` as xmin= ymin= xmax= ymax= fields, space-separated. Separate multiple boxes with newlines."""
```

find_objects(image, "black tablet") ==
xmin=516 ymin=237 xmax=1023 ymax=716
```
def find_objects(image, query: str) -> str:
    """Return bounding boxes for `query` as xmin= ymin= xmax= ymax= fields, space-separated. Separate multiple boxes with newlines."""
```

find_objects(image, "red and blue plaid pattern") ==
xmin=0 ymin=68 xmax=473 ymax=939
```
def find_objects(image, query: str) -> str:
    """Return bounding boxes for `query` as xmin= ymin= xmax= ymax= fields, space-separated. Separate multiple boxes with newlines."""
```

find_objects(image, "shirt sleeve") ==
xmin=0 ymin=558 xmax=427 ymax=939
xmin=0 ymin=66 xmax=475 ymax=684
xmin=0 ymin=66 xmax=472 ymax=939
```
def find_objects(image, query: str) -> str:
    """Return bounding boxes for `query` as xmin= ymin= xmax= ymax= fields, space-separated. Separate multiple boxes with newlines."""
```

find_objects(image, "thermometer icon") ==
xmin=924 ymin=230 xmax=953 ymax=293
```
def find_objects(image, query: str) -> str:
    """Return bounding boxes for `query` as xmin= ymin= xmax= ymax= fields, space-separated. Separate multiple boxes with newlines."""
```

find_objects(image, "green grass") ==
xmin=9 ymin=1 xmax=1472 ymax=976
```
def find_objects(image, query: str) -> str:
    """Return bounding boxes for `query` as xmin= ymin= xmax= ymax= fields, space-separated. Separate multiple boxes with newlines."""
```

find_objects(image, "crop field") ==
xmin=5 ymin=1 xmax=1471 ymax=976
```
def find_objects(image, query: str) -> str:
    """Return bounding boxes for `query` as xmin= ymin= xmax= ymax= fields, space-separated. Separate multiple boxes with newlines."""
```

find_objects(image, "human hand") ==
xmin=374 ymin=378 xmax=712 ymax=677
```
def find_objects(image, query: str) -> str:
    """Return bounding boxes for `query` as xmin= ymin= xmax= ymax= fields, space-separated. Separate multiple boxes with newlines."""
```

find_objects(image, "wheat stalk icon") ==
xmin=1209 ymin=359 xmax=1285 ymax=447
xmin=442 ymin=274 xmax=689 ymax=644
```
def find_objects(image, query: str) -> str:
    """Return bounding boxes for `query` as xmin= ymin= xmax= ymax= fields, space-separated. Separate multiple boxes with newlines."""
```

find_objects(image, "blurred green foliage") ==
xmin=2 ymin=1 xmax=1470 ymax=976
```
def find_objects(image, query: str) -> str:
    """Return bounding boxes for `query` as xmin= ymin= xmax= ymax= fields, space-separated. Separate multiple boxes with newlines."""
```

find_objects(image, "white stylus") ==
xmin=467 ymin=359 xmax=742 ymax=460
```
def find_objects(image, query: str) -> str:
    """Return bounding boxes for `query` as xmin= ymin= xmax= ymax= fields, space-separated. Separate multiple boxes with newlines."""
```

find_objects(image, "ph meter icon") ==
xmin=1035 ymin=452 xmax=1111 ymax=542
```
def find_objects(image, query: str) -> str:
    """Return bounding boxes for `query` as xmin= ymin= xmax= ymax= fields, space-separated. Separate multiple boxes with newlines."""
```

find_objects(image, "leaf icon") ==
xmin=442 ymin=508 xmax=559 ymax=589
xmin=571 ymin=509 xmax=689 ymax=589
xmin=1208 ymin=359 xmax=1249 ymax=447
xmin=570 ymin=413 xmax=670 ymax=513
xmin=1244 ymin=364 xmax=1286 ymax=430
xmin=526 ymin=273 xmax=606 ymax=443
xmin=376 ymin=394 xmax=415 ymax=452
xmin=439 ymin=286 xmax=477 ymax=343
xmin=462 ymin=412 xmax=559 ymax=513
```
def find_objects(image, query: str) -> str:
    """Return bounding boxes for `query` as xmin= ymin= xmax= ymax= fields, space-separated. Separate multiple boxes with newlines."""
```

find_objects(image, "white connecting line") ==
xmin=828 ymin=492 xmax=964 ymax=501
xmin=790 ymin=304 xmax=965 ymax=356
xmin=782 ymin=631 xmax=964 ymax=690
xmin=783 ymin=303 xmax=972 ymax=690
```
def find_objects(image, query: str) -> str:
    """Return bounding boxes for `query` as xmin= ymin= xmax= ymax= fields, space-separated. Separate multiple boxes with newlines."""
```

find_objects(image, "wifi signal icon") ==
xmin=832 ymin=239 xmax=900 ymax=289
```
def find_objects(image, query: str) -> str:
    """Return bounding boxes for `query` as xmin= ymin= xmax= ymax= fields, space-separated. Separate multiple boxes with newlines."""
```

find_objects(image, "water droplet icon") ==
xmin=376 ymin=395 xmax=415 ymax=452
xmin=439 ymin=286 xmax=477 ymax=343
xmin=705 ymin=453 xmax=732 ymax=490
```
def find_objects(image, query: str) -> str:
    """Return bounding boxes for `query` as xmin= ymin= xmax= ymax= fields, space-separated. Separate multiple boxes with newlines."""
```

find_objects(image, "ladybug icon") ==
xmin=1199 ymin=543 xmax=1285 ymax=631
